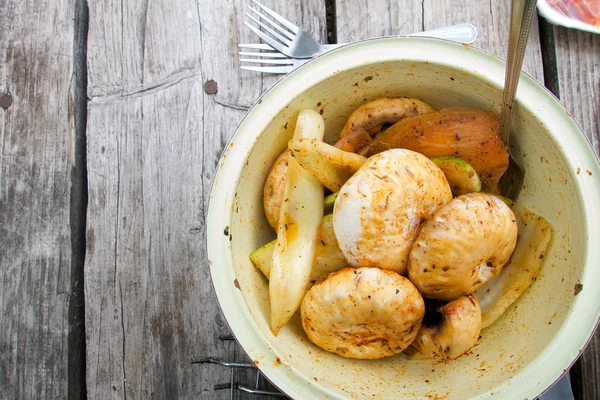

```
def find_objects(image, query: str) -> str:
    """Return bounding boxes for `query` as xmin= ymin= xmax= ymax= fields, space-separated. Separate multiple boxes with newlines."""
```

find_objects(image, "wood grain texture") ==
xmin=423 ymin=0 xmax=544 ymax=82
xmin=553 ymin=26 xmax=599 ymax=153
xmin=84 ymin=0 xmax=326 ymax=398
xmin=335 ymin=0 xmax=544 ymax=82
xmin=0 ymin=0 xmax=75 ymax=397
xmin=336 ymin=0 xmax=423 ymax=40
xmin=551 ymin=25 xmax=599 ymax=400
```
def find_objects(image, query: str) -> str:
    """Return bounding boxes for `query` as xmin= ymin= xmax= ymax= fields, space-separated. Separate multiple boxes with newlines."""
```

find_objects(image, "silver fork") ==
xmin=244 ymin=0 xmax=323 ymax=58
xmin=239 ymin=24 xmax=479 ymax=74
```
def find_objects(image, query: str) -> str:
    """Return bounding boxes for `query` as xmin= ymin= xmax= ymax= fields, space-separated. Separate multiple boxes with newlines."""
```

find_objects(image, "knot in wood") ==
xmin=204 ymin=80 xmax=218 ymax=95
xmin=0 ymin=92 xmax=13 ymax=109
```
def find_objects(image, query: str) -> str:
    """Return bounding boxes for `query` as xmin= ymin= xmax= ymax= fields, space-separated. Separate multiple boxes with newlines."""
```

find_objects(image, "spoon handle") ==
xmin=406 ymin=23 xmax=478 ymax=44
xmin=500 ymin=0 xmax=538 ymax=145
xmin=320 ymin=23 xmax=479 ymax=51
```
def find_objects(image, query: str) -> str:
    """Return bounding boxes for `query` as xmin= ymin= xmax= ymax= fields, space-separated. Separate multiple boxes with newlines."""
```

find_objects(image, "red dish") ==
xmin=547 ymin=0 xmax=600 ymax=27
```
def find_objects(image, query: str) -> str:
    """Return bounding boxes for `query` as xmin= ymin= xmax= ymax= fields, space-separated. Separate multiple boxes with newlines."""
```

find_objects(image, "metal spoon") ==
xmin=498 ymin=0 xmax=538 ymax=200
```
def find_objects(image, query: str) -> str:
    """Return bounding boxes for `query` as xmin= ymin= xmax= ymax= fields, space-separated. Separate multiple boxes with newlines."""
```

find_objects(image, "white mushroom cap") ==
xmin=408 ymin=192 xmax=518 ymax=300
xmin=333 ymin=149 xmax=452 ymax=274
xmin=301 ymin=267 xmax=425 ymax=359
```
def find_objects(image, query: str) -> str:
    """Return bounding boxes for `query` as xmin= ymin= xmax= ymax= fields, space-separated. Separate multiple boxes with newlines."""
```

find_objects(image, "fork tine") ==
xmin=247 ymin=6 xmax=294 ymax=40
xmin=251 ymin=0 xmax=299 ymax=33
xmin=245 ymin=13 xmax=292 ymax=45
xmin=241 ymin=65 xmax=292 ymax=74
xmin=238 ymin=51 xmax=287 ymax=58
xmin=244 ymin=22 xmax=287 ymax=54
xmin=239 ymin=58 xmax=294 ymax=65
xmin=238 ymin=43 xmax=273 ymax=50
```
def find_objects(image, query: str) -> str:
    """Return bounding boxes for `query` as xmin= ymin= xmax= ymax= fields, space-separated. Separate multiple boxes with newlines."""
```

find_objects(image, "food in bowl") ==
xmin=301 ymin=267 xmax=425 ymax=359
xmin=250 ymin=97 xmax=551 ymax=362
xmin=407 ymin=192 xmax=518 ymax=301
xmin=208 ymin=38 xmax=600 ymax=399
xmin=412 ymin=294 xmax=481 ymax=359
xmin=333 ymin=149 xmax=452 ymax=273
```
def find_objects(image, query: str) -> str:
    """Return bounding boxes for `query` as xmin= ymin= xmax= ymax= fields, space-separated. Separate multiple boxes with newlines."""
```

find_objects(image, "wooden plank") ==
xmin=335 ymin=0 xmax=423 ymax=40
xmin=335 ymin=0 xmax=545 ymax=82
xmin=553 ymin=27 xmax=600 ymax=153
xmin=550 ymin=25 xmax=599 ymax=400
xmin=422 ymin=0 xmax=544 ymax=82
xmin=572 ymin=332 xmax=600 ymax=400
xmin=0 ymin=0 xmax=75 ymax=397
xmin=84 ymin=0 xmax=326 ymax=398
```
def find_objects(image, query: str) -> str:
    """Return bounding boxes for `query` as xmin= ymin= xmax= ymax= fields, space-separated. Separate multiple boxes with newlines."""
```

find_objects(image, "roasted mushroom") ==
xmin=412 ymin=294 xmax=481 ymax=359
xmin=263 ymin=150 xmax=290 ymax=230
xmin=408 ymin=192 xmax=518 ymax=301
xmin=334 ymin=97 xmax=435 ymax=154
xmin=333 ymin=149 xmax=452 ymax=274
xmin=301 ymin=267 xmax=425 ymax=359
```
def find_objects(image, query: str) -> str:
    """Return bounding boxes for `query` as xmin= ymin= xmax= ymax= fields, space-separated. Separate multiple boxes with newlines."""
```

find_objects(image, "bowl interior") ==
xmin=209 ymin=38 xmax=600 ymax=399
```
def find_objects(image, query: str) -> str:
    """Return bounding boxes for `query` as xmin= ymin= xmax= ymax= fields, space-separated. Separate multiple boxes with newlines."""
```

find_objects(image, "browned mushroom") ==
xmin=301 ymin=267 xmax=425 ymax=359
xmin=408 ymin=193 xmax=518 ymax=301
xmin=412 ymin=294 xmax=481 ymax=359
xmin=333 ymin=149 xmax=452 ymax=274
xmin=334 ymin=97 xmax=435 ymax=154
xmin=263 ymin=150 xmax=290 ymax=230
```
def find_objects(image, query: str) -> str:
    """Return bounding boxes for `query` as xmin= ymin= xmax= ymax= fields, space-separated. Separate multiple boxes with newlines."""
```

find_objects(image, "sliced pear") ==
xmin=324 ymin=192 xmax=339 ymax=214
xmin=312 ymin=214 xmax=347 ymax=280
xmin=496 ymin=195 xmax=514 ymax=207
xmin=430 ymin=156 xmax=482 ymax=196
xmin=288 ymin=138 xmax=367 ymax=192
xmin=249 ymin=240 xmax=277 ymax=277
xmin=477 ymin=203 xmax=552 ymax=329
xmin=269 ymin=109 xmax=325 ymax=334
xmin=250 ymin=214 xmax=347 ymax=282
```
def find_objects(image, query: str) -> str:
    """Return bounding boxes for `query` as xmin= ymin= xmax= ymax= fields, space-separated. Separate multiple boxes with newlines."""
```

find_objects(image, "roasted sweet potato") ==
xmin=369 ymin=107 xmax=508 ymax=186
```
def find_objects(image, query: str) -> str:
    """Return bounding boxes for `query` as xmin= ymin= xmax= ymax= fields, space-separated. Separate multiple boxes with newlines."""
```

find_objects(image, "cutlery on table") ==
xmin=244 ymin=0 xmax=478 ymax=59
xmin=240 ymin=0 xmax=478 ymax=74
xmin=239 ymin=24 xmax=479 ymax=74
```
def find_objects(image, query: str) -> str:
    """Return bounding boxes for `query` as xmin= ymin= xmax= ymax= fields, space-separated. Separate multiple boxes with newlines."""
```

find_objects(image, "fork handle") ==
xmin=320 ymin=23 xmax=478 ymax=51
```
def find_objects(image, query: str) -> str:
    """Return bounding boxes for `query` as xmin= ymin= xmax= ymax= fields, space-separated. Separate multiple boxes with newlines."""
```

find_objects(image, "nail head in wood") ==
xmin=0 ymin=92 xmax=13 ymax=109
xmin=204 ymin=80 xmax=218 ymax=95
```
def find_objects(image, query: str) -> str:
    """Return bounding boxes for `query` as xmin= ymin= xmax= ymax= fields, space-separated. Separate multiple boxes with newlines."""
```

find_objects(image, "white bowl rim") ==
xmin=206 ymin=36 xmax=600 ymax=399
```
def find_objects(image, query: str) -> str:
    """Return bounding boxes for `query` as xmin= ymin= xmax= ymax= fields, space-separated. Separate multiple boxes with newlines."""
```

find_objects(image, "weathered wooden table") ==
xmin=1 ymin=0 xmax=598 ymax=398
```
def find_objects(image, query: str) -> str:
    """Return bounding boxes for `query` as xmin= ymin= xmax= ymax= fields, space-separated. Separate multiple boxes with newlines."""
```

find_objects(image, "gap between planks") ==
xmin=68 ymin=0 xmax=89 ymax=398
xmin=538 ymin=17 xmax=560 ymax=99
xmin=325 ymin=0 xmax=337 ymax=44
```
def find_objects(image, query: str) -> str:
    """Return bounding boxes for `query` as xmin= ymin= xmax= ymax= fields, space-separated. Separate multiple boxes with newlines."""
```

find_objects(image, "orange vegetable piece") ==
xmin=369 ymin=107 xmax=508 ymax=187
